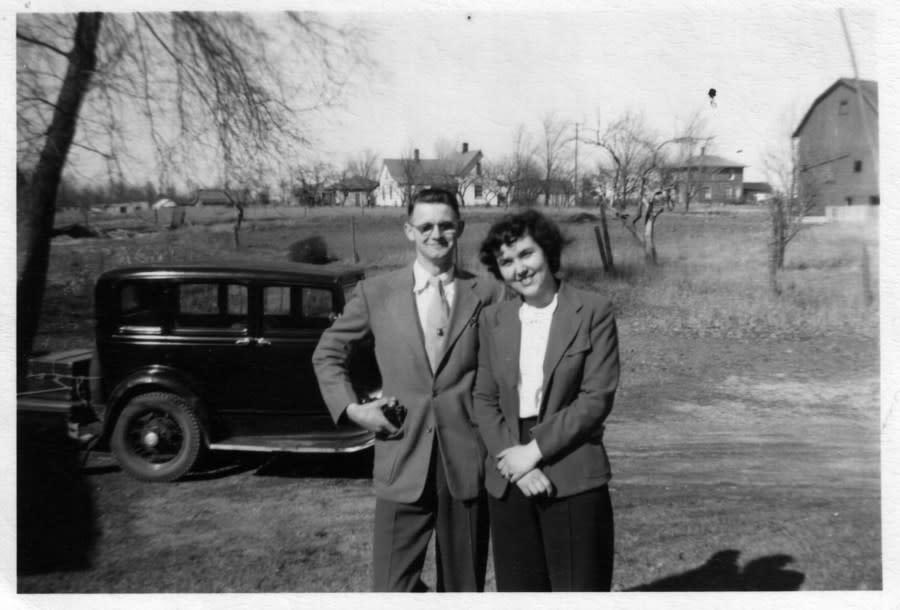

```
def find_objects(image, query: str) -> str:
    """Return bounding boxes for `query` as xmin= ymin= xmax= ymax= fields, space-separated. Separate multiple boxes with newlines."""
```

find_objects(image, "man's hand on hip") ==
xmin=345 ymin=397 xmax=401 ymax=436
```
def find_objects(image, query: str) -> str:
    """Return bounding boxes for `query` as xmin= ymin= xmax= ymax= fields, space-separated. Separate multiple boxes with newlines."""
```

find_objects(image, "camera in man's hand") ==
xmin=380 ymin=401 xmax=407 ymax=428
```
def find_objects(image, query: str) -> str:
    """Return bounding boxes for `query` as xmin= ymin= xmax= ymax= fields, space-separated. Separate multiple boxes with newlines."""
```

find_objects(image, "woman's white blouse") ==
xmin=517 ymin=294 xmax=559 ymax=418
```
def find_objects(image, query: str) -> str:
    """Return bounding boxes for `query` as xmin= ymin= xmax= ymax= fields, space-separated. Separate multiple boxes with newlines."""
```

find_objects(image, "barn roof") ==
xmin=792 ymin=77 xmax=878 ymax=138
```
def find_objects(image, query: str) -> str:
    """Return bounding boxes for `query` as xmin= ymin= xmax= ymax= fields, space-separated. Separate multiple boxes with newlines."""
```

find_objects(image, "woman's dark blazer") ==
xmin=473 ymin=282 xmax=620 ymax=499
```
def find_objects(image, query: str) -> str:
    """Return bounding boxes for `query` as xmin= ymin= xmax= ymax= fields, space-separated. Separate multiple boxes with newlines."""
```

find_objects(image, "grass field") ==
xmin=18 ymin=203 xmax=880 ymax=592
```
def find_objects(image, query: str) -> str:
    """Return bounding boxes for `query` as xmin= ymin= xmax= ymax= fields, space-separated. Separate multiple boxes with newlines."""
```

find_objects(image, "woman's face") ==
xmin=496 ymin=234 xmax=557 ymax=306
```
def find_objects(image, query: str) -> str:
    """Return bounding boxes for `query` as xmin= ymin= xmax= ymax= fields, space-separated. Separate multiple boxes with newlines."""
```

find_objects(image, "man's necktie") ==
xmin=424 ymin=276 xmax=450 ymax=371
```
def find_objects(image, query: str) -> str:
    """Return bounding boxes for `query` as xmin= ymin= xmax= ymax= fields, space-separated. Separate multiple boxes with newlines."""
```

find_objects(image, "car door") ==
xmin=239 ymin=282 xmax=338 ymax=435
xmin=165 ymin=280 xmax=254 ymax=415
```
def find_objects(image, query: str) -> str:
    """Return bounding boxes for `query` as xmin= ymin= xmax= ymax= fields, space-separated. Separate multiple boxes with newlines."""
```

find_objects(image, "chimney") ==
xmin=414 ymin=149 xmax=420 ymax=162
xmin=462 ymin=142 xmax=469 ymax=153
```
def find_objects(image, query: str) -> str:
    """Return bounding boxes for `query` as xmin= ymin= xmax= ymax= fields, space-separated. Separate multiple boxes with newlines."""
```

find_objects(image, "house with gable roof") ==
xmin=670 ymin=151 xmax=745 ymax=206
xmin=792 ymin=77 xmax=878 ymax=214
xmin=324 ymin=175 xmax=379 ymax=207
xmin=376 ymin=143 xmax=485 ymax=207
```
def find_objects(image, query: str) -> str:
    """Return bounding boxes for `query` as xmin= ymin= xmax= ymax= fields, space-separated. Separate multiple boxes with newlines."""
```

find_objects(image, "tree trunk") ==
xmin=768 ymin=242 xmax=781 ymax=295
xmin=598 ymin=202 xmax=615 ymax=270
xmin=17 ymin=13 xmax=103 ymax=384
xmin=768 ymin=197 xmax=785 ymax=294
xmin=593 ymin=226 xmax=610 ymax=272
xmin=772 ymin=198 xmax=786 ymax=270
xmin=643 ymin=213 xmax=657 ymax=264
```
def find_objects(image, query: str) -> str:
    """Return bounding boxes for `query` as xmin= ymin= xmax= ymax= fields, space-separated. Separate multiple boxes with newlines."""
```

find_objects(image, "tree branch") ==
xmin=16 ymin=30 xmax=69 ymax=57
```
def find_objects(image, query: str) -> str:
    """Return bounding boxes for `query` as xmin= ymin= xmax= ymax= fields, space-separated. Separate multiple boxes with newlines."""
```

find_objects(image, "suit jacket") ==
xmin=473 ymin=282 xmax=620 ymax=499
xmin=313 ymin=265 xmax=504 ymax=504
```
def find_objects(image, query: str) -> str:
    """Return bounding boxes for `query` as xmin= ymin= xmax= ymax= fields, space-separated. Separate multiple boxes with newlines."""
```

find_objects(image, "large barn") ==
xmin=792 ymin=77 xmax=879 ymax=214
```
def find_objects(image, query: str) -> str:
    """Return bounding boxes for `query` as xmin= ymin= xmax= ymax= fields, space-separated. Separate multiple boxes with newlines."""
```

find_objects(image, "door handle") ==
xmin=235 ymin=337 xmax=254 ymax=345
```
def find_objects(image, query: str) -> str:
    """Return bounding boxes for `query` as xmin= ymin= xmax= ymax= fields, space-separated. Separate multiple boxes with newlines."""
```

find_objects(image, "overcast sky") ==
xmin=316 ymin=6 xmax=878 ymax=182
xmin=5 ymin=1 xmax=884 ymax=186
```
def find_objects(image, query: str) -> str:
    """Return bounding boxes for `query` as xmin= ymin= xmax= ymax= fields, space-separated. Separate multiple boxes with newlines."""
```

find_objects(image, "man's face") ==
xmin=404 ymin=202 xmax=464 ymax=268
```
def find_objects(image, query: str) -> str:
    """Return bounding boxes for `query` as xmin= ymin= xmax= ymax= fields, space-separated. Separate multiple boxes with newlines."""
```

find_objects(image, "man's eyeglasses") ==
xmin=411 ymin=221 xmax=460 ymax=235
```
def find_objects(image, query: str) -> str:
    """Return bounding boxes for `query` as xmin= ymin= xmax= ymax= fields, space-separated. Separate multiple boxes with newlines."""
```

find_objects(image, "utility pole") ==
xmin=574 ymin=122 xmax=579 ymax=207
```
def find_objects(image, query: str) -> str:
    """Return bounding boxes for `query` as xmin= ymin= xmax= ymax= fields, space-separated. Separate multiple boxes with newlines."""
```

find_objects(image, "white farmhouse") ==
xmin=376 ymin=143 xmax=486 ymax=207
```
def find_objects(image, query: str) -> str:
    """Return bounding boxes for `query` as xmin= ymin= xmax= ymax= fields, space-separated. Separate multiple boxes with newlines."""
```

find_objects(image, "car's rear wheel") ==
xmin=110 ymin=392 xmax=205 ymax=482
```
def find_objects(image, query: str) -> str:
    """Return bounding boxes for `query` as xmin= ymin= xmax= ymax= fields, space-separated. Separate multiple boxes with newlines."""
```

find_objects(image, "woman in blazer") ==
xmin=473 ymin=209 xmax=620 ymax=591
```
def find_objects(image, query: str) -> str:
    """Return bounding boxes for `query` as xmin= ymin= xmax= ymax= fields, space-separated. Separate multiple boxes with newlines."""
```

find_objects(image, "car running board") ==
xmin=209 ymin=431 xmax=374 ymax=454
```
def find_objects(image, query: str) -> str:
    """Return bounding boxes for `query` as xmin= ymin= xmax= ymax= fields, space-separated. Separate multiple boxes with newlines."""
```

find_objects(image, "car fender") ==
xmin=103 ymin=365 xmax=211 ymax=444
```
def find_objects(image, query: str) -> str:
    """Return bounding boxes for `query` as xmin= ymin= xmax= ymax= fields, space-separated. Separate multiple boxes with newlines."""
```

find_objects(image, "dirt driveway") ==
xmin=17 ymin=330 xmax=880 ymax=592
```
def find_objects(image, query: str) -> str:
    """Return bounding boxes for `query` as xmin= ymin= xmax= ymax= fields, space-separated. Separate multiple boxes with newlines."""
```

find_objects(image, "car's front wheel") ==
xmin=110 ymin=392 xmax=205 ymax=482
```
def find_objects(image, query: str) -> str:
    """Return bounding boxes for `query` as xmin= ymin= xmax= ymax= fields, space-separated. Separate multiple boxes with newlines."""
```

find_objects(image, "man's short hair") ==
xmin=408 ymin=188 xmax=460 ymax=218
xmin=478 ymin=209 xmax=567 ymax=280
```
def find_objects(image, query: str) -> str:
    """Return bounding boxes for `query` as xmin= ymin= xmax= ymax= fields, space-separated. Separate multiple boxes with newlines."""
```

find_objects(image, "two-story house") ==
xmin=670 ymin=152 xmax=745 ymax=206
xmin=376 ymin=143 xmax=485 ymax=207
xmin=792 ymin=77 xmax=879 ymax=214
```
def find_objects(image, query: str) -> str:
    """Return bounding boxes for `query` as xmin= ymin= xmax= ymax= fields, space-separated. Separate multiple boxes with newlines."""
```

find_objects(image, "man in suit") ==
xmin=312 ymin=188 xmax=503 ymax=592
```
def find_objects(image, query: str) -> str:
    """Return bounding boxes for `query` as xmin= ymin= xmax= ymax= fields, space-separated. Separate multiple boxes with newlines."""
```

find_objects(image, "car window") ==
xmin=117 ymin=281 xmax=166 ymax=331
xmin=262 ymin=285 xmax=334 ymax=332
xmin=175 ymin=283 xmax=248 ymax=331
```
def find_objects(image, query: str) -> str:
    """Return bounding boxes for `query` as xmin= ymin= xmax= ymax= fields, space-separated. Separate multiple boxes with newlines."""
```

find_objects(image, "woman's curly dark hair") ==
xmin=478 ymin=209 xmax=568 ymax=280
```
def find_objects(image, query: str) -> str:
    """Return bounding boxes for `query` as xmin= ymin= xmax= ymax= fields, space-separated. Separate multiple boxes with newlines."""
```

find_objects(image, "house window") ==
xmin=870 ymin=196 xmax=880 ymax=205
xmin=853 ymin=160 xmax=862 ymax=172
xmin=476 ymin=161 xmax=482 ymax=177
xmin=728 ymin=171 xmax=735 ymax=181
xmin=839 ymin=100 xmax=849 ymax=115
xmin=474 ymin=184 xmax=483 ymax=198
xmin=846 ymin=197 xmax=853 ymax=206
xmin=120 ymin=206 xmax=127 ymax=214
xmin=701 ymin=187 xmax=712 ymax=201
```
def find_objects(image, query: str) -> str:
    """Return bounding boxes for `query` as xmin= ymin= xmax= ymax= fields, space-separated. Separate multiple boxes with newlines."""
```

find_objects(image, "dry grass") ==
xmin=40 ymin=203 xmax=879 ymax=347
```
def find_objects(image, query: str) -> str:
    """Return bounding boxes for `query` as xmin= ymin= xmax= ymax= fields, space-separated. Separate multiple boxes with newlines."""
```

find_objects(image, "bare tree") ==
xmin=587 ymin=111 xmax=683 ymax=266
xmin=591 ymin=111 xmax=654 ymax=211
xmin=16 ymin=11 xmax=371 ymax=376
xmin=763 ymin=139 xmax=819 ymax=294
xmin=500 ymin=124 xmax=542 ymax=207
xmin=539 ymin=113 xmax=573 ymax=207
xmin=665 ymin=112 xmax=716 ymax=212
xmin=395 ymin=150 xmax=425 ymax=209
xmin=344 ymin=148 xmax=381 ymax=181
xmin=432 ymin=138 xmax=460 ymax=160
xmin=293 ymin=160 xmax=339 ymax=207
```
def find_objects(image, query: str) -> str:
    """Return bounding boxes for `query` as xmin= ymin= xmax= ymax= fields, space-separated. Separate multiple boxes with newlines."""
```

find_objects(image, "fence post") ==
xmin=351 ymin=216 xmax=360 ymax=263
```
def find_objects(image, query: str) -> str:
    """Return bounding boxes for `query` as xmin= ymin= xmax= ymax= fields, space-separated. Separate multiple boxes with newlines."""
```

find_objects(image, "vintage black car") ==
xmin=26 ymin=262 xmax=381 ymax=482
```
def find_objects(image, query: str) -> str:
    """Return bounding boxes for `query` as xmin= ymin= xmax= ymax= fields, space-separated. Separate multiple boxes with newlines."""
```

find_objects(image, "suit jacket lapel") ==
xmin=494 ymin=300 xmax=522 ymax=395
xmin=388 ymin=267 xmax=429 ymax=368
xmin=433 ymin=273 xmax=480 ymax=376
xmin=541 ymin=283 xmax=583 ymax=405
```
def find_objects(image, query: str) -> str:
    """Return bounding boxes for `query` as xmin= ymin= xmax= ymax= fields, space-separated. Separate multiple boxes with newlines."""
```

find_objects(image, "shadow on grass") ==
xmin=18 ymin=413 xmax=98 ymax=579
xmin=627 ymin=549 xmax=805 ymax=591
xmin=253 ymin=449 xmax=374 ymax=480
